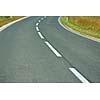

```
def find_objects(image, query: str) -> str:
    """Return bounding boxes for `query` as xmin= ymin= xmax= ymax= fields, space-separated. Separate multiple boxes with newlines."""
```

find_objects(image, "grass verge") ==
xmin=0 ymin=16 xmax=25 ymax=27
xmin=60 ymin=16 xmax=100 ymax=39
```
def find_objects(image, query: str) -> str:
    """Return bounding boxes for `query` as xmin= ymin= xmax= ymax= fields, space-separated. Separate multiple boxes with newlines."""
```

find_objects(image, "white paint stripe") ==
xmin=0 ymin=16 xmax=30 ymax=32
xmin=58 ymin=17 xmax=100 ymax=43
xmin=38 ymin=20 xmax=41 ymax=22
xmin=45 ymin=41 xmax=62 ymax=57
xmin=69 ymin=68 xmax=90 ymax=83
xmin=36 ymin=23 xmax=39 ymax=26
xmin=38 ymin=32 xmax=44 ymax=39
xmin=36 ymin=27 xmax=39 ymax=31
xmin=41 ymin=18 xmax=44 ymax=20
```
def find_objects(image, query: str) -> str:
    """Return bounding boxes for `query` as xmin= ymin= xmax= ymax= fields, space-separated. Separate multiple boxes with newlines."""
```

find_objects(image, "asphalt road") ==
xmin=0 ymin=16 xmax=100 ymax=83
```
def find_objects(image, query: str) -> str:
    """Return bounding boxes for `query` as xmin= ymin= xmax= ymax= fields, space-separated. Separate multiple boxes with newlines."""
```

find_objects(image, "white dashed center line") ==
xmin=35 ymin=17 xmax=89 ymax=83
xmin=36 ymin=23 xmax=39 ymax=26
xmin=38 ymin=20 xmax=41 ymax=22
xmin=41 ymin=18 xmax=44 ymax=20
xmin=38 ymin=32 xmax=44 ymax=39
xmin=36 ymin=27 xmax=39 ymax=31
xmin=45 ymin=41 xmax=62 ymax=57
xmin=69 ymin=68 xmax=90 ymax=83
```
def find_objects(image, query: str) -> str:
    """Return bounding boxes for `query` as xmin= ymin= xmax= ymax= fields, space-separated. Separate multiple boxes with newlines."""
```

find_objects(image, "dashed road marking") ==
xmin=69 ymin=68 xmax=90 ymax=83
xmin=45 ymin=41 xmax=62 ymax=57
xmin=36 ymin=23 xmax=39 ymax=26
xmin=37 ymin=17 xmax=89 ymax=83
xmin=36 ymin=27 xmax=39 ymax=31
xmin=41 ymin=18 xmax=44 ymax=20
xmin=38 ymin=20 xmax=41 ymax=22
xmin=38 ymin=32 xmax=44 ymax=39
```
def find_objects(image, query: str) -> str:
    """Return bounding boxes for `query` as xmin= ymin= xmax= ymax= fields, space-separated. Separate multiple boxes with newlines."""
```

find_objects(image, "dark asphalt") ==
xmin=0 ymin=16 xmax=100 ymax=83
xmin=40 ymin=16 xmax=100 ymax=83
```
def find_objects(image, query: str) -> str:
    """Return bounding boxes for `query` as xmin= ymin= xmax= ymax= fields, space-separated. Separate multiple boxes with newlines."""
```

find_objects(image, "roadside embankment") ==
xmin=0 ymin=16 xmax=25 ymax=27
xmin=60 ymin=16 xmax=100 ymax=39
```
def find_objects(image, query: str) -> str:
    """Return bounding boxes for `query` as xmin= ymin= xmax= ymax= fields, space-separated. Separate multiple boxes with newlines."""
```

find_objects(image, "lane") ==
xmin=0 ymin=16 xmax=80 ymax=82
xmin=39 ymin=16 xmax=100 ymax=83
xmin=35 ymin=17 xmax=90 ymax=83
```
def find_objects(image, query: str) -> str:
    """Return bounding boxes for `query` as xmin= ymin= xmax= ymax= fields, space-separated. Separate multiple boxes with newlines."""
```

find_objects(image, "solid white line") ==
xmin=0 ymin=16 xmax=30 ymax=32
xmin=36 ymin=27 xmax=39 ymax=31
xmin=36 ymin=23 xmax=39 ymax=26
xmin=38 ymin=32 xmax=44 ymax=39
xmin=69 ymin=68 xmax=90 ymax=83
xmin=45 ymin=41 xmax=62 ymax=57
xmin=58 ymin=17 xmax=100 ymax=43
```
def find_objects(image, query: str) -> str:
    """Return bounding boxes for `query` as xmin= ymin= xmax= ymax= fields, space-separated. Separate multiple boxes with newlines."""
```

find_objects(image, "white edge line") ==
xmin=69 ymin=68 xmax=90 ymax=83
xmin=36 ymin=27 xmax=39 ymax=31
xmin=45 ymin=41 xmax=62 ymax=57
xmin=58 ymin=17 xmax=100 ymax=43
xmin=38 ymin=32 xmax=44 ymax=39
xmin=0 ymin=16 xmax=30 ymax=32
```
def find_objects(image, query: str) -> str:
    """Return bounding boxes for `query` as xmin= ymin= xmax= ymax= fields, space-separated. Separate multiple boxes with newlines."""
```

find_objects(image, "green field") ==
xmin=0 ymin=16 xmax=24 ymax=27
xmin=60 ymin=16 xmax=100 ymax=39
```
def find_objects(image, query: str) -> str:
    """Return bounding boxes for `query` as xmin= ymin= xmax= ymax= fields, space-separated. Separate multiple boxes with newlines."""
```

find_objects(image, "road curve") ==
xmin=39 ymin=16 xmax=100 ymax=83
xmin=0 ymin=16 xmax=100 ymax=83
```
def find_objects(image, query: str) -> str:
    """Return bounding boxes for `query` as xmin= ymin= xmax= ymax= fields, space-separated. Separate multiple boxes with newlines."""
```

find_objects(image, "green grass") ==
xmin=0 ymin=16 xmax=25 ymax=27
xmin=60 ymin=16 xmax=100 ymax=39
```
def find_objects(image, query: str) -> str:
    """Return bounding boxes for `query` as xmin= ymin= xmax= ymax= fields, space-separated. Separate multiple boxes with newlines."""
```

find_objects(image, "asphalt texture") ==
xmin=0 ymin=16 xmax=100 ymax=83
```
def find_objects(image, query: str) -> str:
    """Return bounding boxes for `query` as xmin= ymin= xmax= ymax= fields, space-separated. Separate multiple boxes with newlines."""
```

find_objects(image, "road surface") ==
xmin=0 ymin=16 xmax=100 ymax=83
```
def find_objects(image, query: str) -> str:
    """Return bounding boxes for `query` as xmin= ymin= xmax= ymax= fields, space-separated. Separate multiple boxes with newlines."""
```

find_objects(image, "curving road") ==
xmin=0 ymin=16 xmax=100 ymax=83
